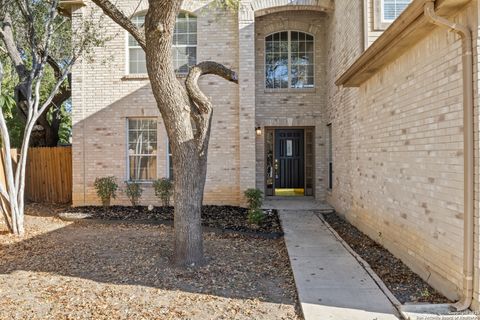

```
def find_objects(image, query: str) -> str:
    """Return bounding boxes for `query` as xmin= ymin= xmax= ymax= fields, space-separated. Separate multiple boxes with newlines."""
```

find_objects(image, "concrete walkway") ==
xmin=272 ymin=200 xmax=400 ymax=320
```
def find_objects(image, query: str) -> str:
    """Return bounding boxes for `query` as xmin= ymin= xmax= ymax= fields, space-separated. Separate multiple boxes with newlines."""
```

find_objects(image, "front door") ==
xmin=275 ymin=129 xmax=304 ymax=196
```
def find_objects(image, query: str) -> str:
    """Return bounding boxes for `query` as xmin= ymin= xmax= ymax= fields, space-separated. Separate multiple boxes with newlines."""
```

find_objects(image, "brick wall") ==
xmin=326 ymin=0 xmax=479 ymax=303
xmin=254 ymin=10 xmax=328 ymax=199
xmin=72 ymin=1 xmax=241 ymax=206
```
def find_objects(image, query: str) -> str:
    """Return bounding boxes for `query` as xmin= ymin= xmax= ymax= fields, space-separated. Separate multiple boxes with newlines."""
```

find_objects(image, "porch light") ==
xmin=255 ymin=127 xmax=262 ymax=136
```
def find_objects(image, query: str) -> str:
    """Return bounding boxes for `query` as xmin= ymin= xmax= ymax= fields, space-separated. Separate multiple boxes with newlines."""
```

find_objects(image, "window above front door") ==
xmin=265 ymin=31 xmax=315 ymax=90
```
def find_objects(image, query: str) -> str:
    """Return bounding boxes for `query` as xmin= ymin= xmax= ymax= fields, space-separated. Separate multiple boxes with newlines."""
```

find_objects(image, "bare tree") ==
xmin=0 ymin=0 xmax=101 ymax=235
xmin=91 ymin=0 xmax=238 ymax=266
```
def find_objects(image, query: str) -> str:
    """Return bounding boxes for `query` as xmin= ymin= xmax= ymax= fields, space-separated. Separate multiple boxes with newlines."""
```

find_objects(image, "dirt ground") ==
xmin=0 ymin=208 xmax=301 ymax=320
xmin=323 ymin=212 xmax=449 ymax=304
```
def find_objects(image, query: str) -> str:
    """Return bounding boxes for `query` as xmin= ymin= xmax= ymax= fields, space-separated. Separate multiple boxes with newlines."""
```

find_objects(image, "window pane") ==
xmin=383 ymin=0 xmax=411 ymax=21
xmin=265 ymin=31 xmax=289 ymax=89
xmin=290 ymin=32 xmax=314 ymax=88
xmin=129 ymin=13 xmax=197 ymax=75
xmin=129 ymin=156 xmax=157 ymax=181
xmin=128 ymin=119 xmax=157 ymax=181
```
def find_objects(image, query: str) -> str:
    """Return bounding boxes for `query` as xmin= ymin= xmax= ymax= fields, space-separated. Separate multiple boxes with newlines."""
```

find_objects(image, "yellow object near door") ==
xmin=275 ymin=188 xmax=305 ymax=196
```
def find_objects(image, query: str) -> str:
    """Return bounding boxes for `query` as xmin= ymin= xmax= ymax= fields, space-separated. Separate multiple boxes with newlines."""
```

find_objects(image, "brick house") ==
xmin=63 ymin=0 xmax=480 ymax=310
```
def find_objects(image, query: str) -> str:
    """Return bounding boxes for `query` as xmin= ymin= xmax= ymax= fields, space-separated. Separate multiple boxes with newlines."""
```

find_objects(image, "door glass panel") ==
xmin=286 ymin=140 xmax=293 ymax=157
xmin=265 ymin=129 xmax=274 ymax=196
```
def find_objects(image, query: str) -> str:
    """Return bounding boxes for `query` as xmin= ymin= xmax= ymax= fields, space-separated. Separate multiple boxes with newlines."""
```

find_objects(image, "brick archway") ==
xmin=251 ymin=0 xmax=334 ymax=17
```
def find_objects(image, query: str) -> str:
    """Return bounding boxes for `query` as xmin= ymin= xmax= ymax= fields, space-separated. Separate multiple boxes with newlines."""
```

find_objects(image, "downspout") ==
xmin=362 ymin=0 xmax=368 ymax=51
xmin=424 ymin=0 xmax=474 ymax=311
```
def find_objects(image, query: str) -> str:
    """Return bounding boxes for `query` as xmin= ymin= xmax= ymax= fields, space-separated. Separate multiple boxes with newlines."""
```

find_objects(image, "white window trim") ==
xmin=373 ymin=0 xmax=411 ymax=31
xmin=126 ymin=117 xmax=158 ymax=182
xmin=380 ymin=0 xmax=395 ymax=23
xmin=264 ymin=30 xmax=316 ymax=91
xmin=166 ymin=137 xmax=173 ymax=179
xmin=125 ymin=13 xmax=197 ymax=76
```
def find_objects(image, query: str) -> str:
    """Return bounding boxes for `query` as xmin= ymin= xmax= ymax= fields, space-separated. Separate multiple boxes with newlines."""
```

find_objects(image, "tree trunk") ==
xmin=145 ymin=0 xmax=207 ymax=266
xmin=92 ymin=0 xmax=238 ymax=267
xmin=173 ymin=142 xmax=205 ymax=266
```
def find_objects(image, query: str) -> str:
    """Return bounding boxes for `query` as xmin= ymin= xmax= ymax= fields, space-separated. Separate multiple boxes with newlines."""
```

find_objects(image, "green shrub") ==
xmin=125 ymin=181 xmax=143 ymax=206
xmin=248 ymin=208 xmax=265 ymax=225
xmin=244 ymin=188 xmax=263 ymax=210
xmin=153 ymin=178 xmax=173 ymax=206
xmin=244 ymin=188 xmax=265 ymax=225
xmin=94 ymin=176 xmax=118 ymax=207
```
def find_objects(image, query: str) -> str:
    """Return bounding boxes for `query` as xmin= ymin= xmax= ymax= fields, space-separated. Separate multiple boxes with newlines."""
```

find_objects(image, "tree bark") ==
xmin=91 ymin=0 xmax=238 ymax=267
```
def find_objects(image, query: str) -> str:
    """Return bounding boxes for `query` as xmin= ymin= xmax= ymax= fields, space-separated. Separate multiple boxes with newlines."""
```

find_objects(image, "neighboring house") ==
xmin=61 ymin=0 xmax=480 ymax=311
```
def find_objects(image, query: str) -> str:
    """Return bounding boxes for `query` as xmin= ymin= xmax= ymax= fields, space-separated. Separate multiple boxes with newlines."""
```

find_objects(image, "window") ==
xmin=265 ymin=31 xmax=314 ymax=89
xmin=127 ymin=118 xmax=157 ymax=181
xmin=128 ymin=15 xmax=146 ymax=74
xmin=167 ymin=143 xmax=174 ymax=179
xmin=127 ymin=12 xmax=197 ymax=74
xmin=172 ymin=12 xmax=197 ymax=74
xmin=374 ymin=0 xmax=411 ymax=30
xmin=327 ymin=124 xmax=333 ymax=190
xmin=382 ymin=0 xmax=410 ymax=22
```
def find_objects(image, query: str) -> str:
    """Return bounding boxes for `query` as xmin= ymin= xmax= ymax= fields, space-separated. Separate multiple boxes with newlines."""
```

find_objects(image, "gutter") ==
xmin=424 ymin=0 xmax=474 ymax=311
xmin=336 ymin=0 xmax=471 ymax=87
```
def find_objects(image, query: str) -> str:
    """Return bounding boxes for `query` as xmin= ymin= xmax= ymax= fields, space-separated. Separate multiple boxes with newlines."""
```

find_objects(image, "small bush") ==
xmin=244 ymin=188 xmax=263 ymax=210
xmin=248 ymin=208 xmax=265 ymax=225
xmin=244 ymin=188 xmax=264 ymax=225
xmin=94 ymin=176 xmax=118 ymax=207
xmin=153 ymin=178 xmax=173 ymax=207
xmin=125 ymin=181 xmax=143 ymax=206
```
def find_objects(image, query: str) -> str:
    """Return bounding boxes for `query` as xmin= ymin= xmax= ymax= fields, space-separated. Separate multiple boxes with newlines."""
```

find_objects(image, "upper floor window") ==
xmin=265 ymin=31 xmax=314 ymax=89
xmin=128 ymin=12 xmax=197 ymax=75
xmin=381 ymin=0 xmax=411 ymax=22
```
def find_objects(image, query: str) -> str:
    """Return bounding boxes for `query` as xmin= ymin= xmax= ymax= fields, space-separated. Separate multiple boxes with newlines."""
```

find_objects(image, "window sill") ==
xmin=126 ymin=180 xmax=154 ymax=185
xmin=264 ymin=88 xmax=316 ymax=94
xmin=122 ymin=74 xmax=149 ymax=81
xmin=122 ymin=73 xmax=189 ymax=81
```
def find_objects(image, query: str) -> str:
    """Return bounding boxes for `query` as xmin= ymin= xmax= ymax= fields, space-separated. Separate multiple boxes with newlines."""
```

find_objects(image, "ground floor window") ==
xmin=327 ymin=124 xmax=333 ymax=190
xmin=167 ymin=143 xmax=173 ymax=179
xmin=127 ymin=118 xmax=157 ymax=181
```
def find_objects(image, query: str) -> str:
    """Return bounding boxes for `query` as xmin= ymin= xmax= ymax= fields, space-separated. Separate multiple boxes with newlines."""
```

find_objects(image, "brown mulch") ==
xmin=63 ymin=205 xmax=282 ymax=235
xmin=322 ymin=212 xmax=450 ymax=304
xmin=0 ymin=211 xmax=301 ymax=320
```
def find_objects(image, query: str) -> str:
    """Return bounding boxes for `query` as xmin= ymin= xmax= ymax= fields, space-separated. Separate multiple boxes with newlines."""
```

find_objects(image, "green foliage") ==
xmin=125 ymin=181 xmax=143 ymax=206
xmin=0 ymin=54 xmax=71 ymax=147
xmin=94 ymin=176 xmax=118 ymax=207
xmin=244 ymin=188 xmax=264 ymax=210
xmin=0 ymin=2 xmax=112 ymax=147
xmin=211 ymin=0 xmax=240 ymax=11
xmin=244 ymin=188 xmax=265 ymax=225
xmin=153 ymin=178 xmax=173 ymax=207
xmin=0 ymin=59 xmax=24 ymax=147
xmin=248 ymin=208 xmax=265 ymax=225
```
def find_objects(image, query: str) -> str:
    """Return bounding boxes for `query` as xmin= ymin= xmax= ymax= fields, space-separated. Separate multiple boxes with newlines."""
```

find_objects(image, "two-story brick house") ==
xmin=63 ymin=0 xmax=480 ymax=311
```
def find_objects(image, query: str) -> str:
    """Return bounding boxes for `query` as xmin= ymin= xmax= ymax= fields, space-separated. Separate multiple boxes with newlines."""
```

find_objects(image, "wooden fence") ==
xmin=0 ymin=146 xmax=72 ymax=204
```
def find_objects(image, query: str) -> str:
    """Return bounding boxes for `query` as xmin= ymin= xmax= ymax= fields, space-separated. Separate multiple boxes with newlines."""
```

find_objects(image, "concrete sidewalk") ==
xmin=279 ymin=209 xmax=400 ymax=320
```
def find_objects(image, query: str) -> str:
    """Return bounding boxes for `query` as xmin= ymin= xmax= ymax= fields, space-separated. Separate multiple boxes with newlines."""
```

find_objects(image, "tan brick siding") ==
xmin=254 ymin=11 xmax=328 ymax=199
xmin=326 ymin=0 xmax=479 ymax=304
xmin=72 ymin=1 xmax=241 ymax=206
xmin=71 ymin=0 xmax=480 ymax=308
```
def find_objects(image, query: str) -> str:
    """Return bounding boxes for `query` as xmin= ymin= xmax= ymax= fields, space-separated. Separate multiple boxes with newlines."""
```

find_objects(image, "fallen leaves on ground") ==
xmin=0 ymin=207 xmax=301 ymax=320
xmin=323 ymin=212 xmax=449 ymax=304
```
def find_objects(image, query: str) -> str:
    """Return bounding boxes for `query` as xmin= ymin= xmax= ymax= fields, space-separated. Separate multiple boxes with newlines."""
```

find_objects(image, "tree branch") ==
xmin=90 ymin=0 xmax=146 ymax=49
xmin=185 ymin=61 xmax=238 ymax=155
xmin=0 ymin=12 xmax=27 ymax=78
xmin=185 ymin=61 xmax=238 ymax=114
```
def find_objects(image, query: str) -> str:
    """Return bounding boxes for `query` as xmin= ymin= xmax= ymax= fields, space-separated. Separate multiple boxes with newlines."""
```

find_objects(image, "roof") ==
xmin=336 ymin=0 xmax=471 ymax=87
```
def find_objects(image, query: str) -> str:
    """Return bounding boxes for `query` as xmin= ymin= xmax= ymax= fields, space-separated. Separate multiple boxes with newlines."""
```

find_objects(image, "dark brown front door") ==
xmin=275 ymin=129 xmax=304 ymax=192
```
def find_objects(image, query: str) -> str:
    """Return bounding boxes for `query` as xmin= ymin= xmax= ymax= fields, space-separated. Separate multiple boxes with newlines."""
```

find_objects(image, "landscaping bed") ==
xmin=63 ymin=205 xmax=282 ymax=236
xmin=322 ymin=212 xmax=450 ymax=304
xmin=0 ymin=212 xmax=301 ymax=319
